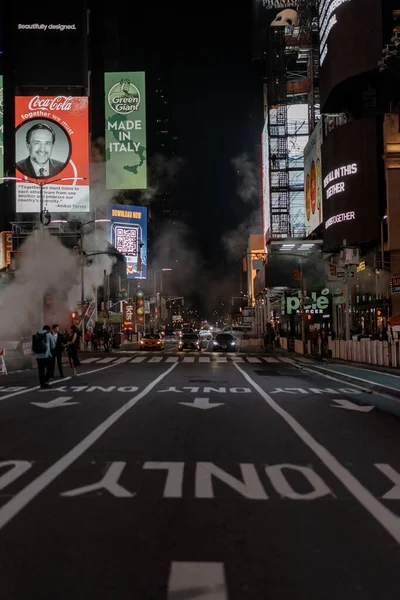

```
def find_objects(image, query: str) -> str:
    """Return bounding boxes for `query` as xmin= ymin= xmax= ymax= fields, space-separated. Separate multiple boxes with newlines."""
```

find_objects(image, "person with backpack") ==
xmin=32 ymin=325 xmax=55 ymax=389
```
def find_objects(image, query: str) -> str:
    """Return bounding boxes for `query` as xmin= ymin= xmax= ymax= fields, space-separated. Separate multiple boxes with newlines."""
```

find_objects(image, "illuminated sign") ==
xmin=0 ymin=76 xmax=3 ymax=184
xmin=123 ymin=302 xmax=135 ymax=329
xmin=104 ymin=72 xmax=147 ymax=190
xmin=14 ymin=96 xmax=89 ymax=213
xmin=390 ymin=277 xmax=400 ymax=295
xmin=107 ymin=203 xmax=147 ymax=280
xmin=0 ymin=232 xmax=12 ymax=270
xmin=322 ymin=118 xmax=380 ymax=249
xmin=304 ymin=120 xmax=323 ymax=236
xmin=319 ymin=0 xmax=352 ymax=66
xmin=282 ymin=288 xmax=331 ymax=316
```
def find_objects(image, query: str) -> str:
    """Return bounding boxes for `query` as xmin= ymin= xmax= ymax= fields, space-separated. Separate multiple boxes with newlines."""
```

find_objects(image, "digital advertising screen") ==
xmin=304 ymin=120 xmax=323 ymax=236
xmin=107 ymin=203 xmax=147 ymax=280
xmin=104 ymin=72 xmax=147 ymax=190
xmin=11 ymin=7 xmax=87 ymax=87
xmin=322 ymin=117 xmax=380 ymax=250
xmin=319 ymin=0 xmax=383 ymax=109
xmin=15 ymin=96 xmax=89 ymax=213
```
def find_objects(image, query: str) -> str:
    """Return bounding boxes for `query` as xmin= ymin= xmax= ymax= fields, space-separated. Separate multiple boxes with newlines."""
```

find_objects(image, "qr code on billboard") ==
xmin=114 ymin=226 xmax=138 ymax=256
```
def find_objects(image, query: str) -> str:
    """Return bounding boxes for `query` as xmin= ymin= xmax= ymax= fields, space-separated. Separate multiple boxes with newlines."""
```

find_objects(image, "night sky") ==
xmin=92 ymin=1 xmax=263 ymax=280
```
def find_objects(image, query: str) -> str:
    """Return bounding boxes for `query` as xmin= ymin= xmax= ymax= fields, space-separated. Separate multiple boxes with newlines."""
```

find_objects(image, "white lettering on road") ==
xmin=62 ymin=462 xmax=134 ymax=498
xmin=375 ymin=464 xmax=400 ymax=500
xmin=195 ymin=463 xmax=268 ymax=500
xmin=234 ymin=362 xmax=400 ymax=546
xmin=204 ymin=387 xmax=226 ymax=393
xmin=0 ymin=361 xmax=179 ymax=531
xmin=266 ymin=464 xmax=333 ymax=500
xmin=0 ymin=461 xmax=32 ymax=491
xmin=143 ymin=462 xmax=184 ymax=498
xmin=158 ymin=387 xmax=183 ymax=393
xmin=117 ymin=386 xmax=139 ymax=392
xmin=230 ymin=388 xmax=251 ymax=393
xmin=85 ymin=386 xmax=116 ymax=393
xmin=183 ymin=387 xmax=200 ymax=393
xmin=168 ymin=562 xmax=227 ymax=600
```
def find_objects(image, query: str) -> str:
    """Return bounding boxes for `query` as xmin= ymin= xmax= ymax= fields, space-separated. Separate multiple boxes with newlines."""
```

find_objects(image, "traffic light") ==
xmin=135 ymin=288 xmax=144 ymax=323
xmin=293 ymin=268 xmax=301 ymax=281
xmin=329 ymin=264 xmax=337 ymax=277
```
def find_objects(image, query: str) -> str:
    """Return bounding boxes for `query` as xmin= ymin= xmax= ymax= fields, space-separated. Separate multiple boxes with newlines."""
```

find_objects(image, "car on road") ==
xmin=212 ymin=332 xmax=237 ymax=352
xmin=178 ymin=333 xmax=201 ymax=352
xmin=140 ymin=333 xmax=165 ymax=351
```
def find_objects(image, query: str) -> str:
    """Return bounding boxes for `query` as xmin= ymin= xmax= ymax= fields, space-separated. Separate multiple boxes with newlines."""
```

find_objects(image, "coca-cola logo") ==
xmin=28 ymin=96 xmax=73 ymax=111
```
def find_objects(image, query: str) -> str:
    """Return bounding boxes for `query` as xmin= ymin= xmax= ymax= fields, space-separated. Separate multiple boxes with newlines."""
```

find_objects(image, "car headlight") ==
xmin=140 ymin=340 xmax=145 ymax=344
xmin=230 ymin=341 xmax=235 ymax=345
xmin=157 ymin=341 xmax=161 ymax=344
xmin=213 ymin=341 xmax=218 ymax=345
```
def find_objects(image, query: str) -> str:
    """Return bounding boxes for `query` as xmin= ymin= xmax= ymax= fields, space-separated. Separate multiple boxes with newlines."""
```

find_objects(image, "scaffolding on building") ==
xmin=261 ymin=0 xmax=319 ymax=240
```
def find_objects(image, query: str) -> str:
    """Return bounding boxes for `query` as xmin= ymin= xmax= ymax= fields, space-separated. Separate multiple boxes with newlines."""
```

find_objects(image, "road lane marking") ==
xmin=279 ymin=357 xmax=295 ymax=363
xmin=179 ymin=398 xmax=224 ymax=410
xmin=168 ymin=561 xmax=227 ymax=599
xmin=95 ymin=357 xmax=116 ymax=364
xmin=31 ymin=396 xmax=79 ymax=409
xmin=0 ymin=363 xmax=125 ymax=402
xmin=234 ymin=361 xmax=400 ymax=546
xmin=131 ymin=357 xmax=145 ymax=363
xmin=262 ymin=357 xmax=279 ymax=363
xmin=165 ymin=357 xmax=179 ymax=363
xmin=183 ymin=357 xmax=195 ymax=363
xmin=199 ymin=357 xmax=211 ymax=363
xmin=0 ymin=362 xmax=179 ymax=531
xmin=113 ymin=357 xmax=131 ymax=364
xmin=331 ymin=398 xmax=374 ymax=412
xmin=80 ymin=358 xmax=100 ymax=364
xmin=149 ymin=357 xmax=163 ymax=363
xmin=298 ymin=363 xmax=400 ymax=395
xmin=246 ymin=357 xmax=261 ymax=363
xmin=230 ymin=356 xmax=244 ymax=362
xmin=216 ymin=357 xmax=227 ymax=363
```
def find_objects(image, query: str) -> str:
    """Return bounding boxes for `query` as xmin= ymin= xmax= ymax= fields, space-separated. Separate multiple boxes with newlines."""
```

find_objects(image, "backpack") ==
xmin=32 ymin=332 xmax=48 ymax=354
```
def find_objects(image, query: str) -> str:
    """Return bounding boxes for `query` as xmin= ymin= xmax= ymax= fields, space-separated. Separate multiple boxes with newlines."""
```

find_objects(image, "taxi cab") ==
xmin=140 ymin=333 xmax=165 ymax=350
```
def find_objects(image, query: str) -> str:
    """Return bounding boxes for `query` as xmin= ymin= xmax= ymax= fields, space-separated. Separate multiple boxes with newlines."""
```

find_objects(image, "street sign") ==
xmin=337 ymin=271 xmax=354 ymax=278
xmin=390 ymin=277 xmax=400 ymax=294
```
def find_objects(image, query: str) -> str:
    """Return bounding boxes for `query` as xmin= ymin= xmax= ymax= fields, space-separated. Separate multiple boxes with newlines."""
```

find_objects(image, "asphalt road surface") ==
xmin=0 ymin=351 xmax=400 ymax=599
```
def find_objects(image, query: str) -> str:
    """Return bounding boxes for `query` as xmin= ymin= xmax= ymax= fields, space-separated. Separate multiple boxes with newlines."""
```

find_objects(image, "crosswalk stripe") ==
xmin=93 ymin=357 xmax=116 ymax=364
xmin=114 ymin=357 xmax=131 ymax=364
xmin=247 ymin=357 xmax=261 ymax=363
xmin=216 ymin=357 xmax=227 ymax=362
xmin=262 ymin=357 xmax=279 ymax=363
xmin=280 ymin=357 xmax=295 ymax=363
xmin=149 ymin=357 xmax=163 ymax=363
xmin=168 ymin=561 xmax=227 ymax=599
xmin=80 ymin=357 xmax=100 ymax=364
xmin=183 ymin=357 xmax=195 ymax=362
xmin=131 ymin=357 xmax=145 ymax=363
xmin=165 ymin=357 xmax=179 ymax=362
xmin=230 ymin=356 xmax=244 ymax=362
xmin=199 ymin=357 xmax=210 ymax=362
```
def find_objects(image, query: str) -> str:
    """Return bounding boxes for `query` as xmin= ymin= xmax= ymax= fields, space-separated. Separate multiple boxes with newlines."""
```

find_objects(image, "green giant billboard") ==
xmin=104 ymin=72 xmax=147 ymax=190
xmin=0 ymin=76 xmax=3 ymax=184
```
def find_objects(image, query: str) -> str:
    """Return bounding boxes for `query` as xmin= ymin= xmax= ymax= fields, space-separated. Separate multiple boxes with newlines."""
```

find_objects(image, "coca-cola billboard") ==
xmin=15 ymin=95 xmax=89 ymax=213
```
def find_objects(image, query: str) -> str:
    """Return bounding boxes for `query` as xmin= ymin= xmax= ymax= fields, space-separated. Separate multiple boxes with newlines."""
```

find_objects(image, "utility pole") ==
xmin=343 ymin=239 xmax=351 ymax=341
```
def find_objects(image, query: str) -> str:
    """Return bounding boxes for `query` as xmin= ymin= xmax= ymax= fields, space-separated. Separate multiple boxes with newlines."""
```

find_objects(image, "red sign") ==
xmin=123 ymin=302 xmax=135 ymax=330
xmin=0 ymin=232 xmax=12 ymax=269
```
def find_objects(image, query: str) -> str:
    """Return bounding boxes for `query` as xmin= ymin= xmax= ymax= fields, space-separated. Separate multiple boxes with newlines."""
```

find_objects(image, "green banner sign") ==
xmin=104 ymin=72 xmax=147 ymax=190
xmin=0 ymin=76 xmax=3 ymax=184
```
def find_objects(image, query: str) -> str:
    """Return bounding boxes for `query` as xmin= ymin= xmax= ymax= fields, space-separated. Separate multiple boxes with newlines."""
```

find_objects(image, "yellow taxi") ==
xmin=140 ymin=333 xmax=165 ymax=351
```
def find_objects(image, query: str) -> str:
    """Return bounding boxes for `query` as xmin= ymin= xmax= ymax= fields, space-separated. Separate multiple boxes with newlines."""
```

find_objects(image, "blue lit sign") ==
xmin=107 ymin=203 xmax=147 ymax=280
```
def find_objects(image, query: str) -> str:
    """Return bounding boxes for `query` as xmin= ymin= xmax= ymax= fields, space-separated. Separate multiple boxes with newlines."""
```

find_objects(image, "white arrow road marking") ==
xmin=168 ymin=561 xmax=227 ymax=599
xmin=179 ymin=397 xmax=224 ymax=410
xmin=31 ymin=396 xmax=79 ymax=409
xmin=331 ymin=399 xmax=374 ymax=412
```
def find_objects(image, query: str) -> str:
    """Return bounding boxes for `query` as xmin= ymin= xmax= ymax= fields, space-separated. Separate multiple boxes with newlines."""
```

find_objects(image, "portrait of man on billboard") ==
xmin=15 ymin=120 xmax=71 ymax=179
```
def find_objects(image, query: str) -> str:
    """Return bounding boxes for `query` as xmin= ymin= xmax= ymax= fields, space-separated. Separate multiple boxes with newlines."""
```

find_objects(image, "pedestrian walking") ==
xmin=32 ymin=325 xmax=55 ymax=389
xmin=50 ymin=324 xmax=66 ymax=378
xmin=64 ymin=325 xmax=81 ymax=377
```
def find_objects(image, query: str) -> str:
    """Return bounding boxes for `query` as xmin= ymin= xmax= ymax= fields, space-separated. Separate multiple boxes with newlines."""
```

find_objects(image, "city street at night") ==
xmin=0 ymin=353 xmax=400 ymax=598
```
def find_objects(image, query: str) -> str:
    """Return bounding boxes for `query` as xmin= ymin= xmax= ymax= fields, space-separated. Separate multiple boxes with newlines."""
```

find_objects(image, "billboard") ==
xmin=107 ymin=203 xmax=147 ymax=280
xmin=0 ymin=76 xmax=3 ymax=184
xmin=322 ymin=118 xmax=380 ymax=250
xmin=0 ymin=231 xmax=12 ymax=270
xmin=319 ymin=0 xmax=383 ymax=109
xmin=104 ymin=72 xmax=147 ymax=190
xmin=15 ymin=96 xmax=89 ymax=213
xmin=261 ymin=118 xmax=270 ymax=238
xmin=304 ymin=120 xmax=323 ymax=236
xmin=11 ymin=8 xmax=87 ymax=87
